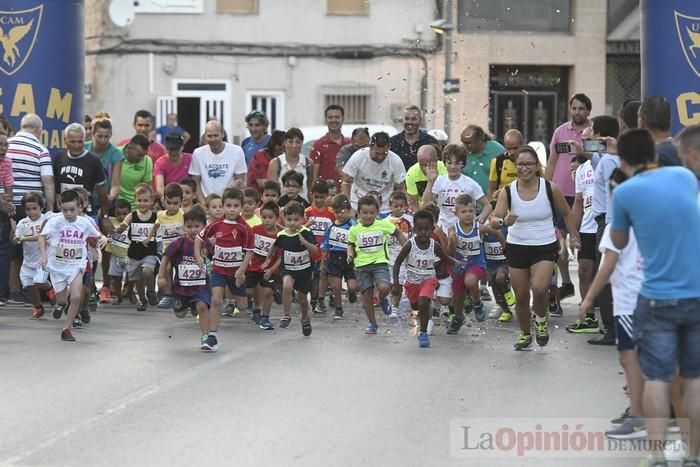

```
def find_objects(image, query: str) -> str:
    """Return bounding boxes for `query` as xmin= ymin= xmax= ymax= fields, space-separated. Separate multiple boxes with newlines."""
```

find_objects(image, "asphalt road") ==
xmin=0 ymin=291 xmax=674 ymax=467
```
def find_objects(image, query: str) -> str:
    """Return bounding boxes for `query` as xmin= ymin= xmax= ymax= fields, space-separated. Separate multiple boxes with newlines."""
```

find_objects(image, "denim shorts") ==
xmin=634 ymin=296 xmax=700 ymax=382
xmin=355 ymin=263 xmax=390 ymax=292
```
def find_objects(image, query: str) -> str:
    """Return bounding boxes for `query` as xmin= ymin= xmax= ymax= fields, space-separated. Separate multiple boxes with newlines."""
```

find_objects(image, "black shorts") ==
xmin=281 ymin=267 xmax=313 ymax=294
xmin=555 ymin=196 xmax=575 ymax=231
xmin=245 ymin=270 xmax=278 ymax=289
xmin=577 ymin=232 xmax=597 ymax=261
xmin=326 ymin=251 xmax=356 ymax=281
xmin=505 ymin=242 xmax=559 ymax=270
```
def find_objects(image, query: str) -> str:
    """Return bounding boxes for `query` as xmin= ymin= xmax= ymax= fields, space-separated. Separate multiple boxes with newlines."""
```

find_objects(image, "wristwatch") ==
xmin=102 ymin=214 xmax=109 ymax=219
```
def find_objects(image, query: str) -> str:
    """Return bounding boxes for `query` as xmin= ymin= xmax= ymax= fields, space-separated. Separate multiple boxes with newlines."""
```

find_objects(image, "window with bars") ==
xmin=217 ymin=0 xmax=258 ymax=14
xmin=324 ymin=94 xmax=369 ymax=123
xmin=327 ymin=0 xmax=369 ymax=15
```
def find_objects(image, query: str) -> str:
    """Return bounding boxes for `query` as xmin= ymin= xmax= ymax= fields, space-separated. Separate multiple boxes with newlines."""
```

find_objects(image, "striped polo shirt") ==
xmin=6 ymin=131 xmax=53 ymax=206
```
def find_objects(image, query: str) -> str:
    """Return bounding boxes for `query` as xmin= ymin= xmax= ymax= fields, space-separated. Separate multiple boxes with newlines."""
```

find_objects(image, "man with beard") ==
xmin=390 ymin=105 xmax=438 ymax=171
xmin=310 ymin=105 xmax=350 ymax=187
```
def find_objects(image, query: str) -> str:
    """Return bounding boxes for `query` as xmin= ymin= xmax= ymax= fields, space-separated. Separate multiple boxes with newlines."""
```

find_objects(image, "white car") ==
xmin=298 ymin=124 xmax=399 ymax=157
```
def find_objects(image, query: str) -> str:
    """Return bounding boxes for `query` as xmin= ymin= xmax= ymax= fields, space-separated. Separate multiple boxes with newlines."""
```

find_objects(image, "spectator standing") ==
xmin=116 ymin=110 xmax=166 ymax=164
xmin=390 ymin=105 xmax=438 ymax=171
xmin=267 ymin=128 xmax=313 ymax=201
xmin=154 ymin=132 xmax=192 ymax=199
xmin=310 ymin=104 xmax=350 ymax=187
xmin=247 ymin=130 xmax=285 ymax=191
xmin=155 ymin=113 xmax=191 ymax=147
xmin=86 ymin=113 xmax=123 ymax=204
xmin=405 ymin=145 xmax=446 ymax=211
xmin=638 ymin=96 xmax=682 ymax=167
xmin=336 ymin=127 xmax=370 ymax=174
xmin=241 ymin=110 xmax=271 ymax=164
xmin=486 ymin=129 xmax=522 ymax=200
xmin=117 ymin=135 xmax=154 ymax=210
xmin=460 ymin=124 xmax=505 ymax=195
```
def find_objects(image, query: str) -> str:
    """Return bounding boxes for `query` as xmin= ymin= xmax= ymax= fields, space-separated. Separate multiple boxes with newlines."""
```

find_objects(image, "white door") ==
xmin=156 ymin=96 xmax=177 ymax=129
xmin=172 ymin=80 xmax=232 ymax=142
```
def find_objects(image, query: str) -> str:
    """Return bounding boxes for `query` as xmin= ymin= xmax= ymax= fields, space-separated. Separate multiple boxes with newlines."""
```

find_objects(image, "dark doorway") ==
xmin=178 ymin=97 xmax=200 ymax=154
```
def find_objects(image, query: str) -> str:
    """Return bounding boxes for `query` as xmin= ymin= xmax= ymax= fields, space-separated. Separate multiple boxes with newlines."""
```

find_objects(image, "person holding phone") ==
xmin=545 ymin=93 xmax=592 ymax=301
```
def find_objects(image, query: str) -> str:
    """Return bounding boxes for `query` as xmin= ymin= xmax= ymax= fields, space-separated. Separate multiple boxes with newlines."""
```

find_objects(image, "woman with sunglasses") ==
xmin=490 ymin=146 xmax=579 ymax=350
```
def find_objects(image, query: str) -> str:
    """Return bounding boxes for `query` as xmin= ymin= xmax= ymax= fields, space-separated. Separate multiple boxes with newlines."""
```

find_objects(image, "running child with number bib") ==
xmin=246 ymin=201 xmax=281 ymax=330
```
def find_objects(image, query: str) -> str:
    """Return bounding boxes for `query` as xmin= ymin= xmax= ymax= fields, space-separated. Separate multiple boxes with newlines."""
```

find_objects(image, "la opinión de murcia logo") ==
xmin=674 ymin=10 xmax=700 ymax=78
xmin=0 ymin=5 xmax=42 ymax=76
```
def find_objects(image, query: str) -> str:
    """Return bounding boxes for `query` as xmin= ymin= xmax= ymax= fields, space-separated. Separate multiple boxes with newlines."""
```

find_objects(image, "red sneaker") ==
xmin=60 ymin=329 xmax=75 ymax=342
xmin=98 ymin=287 xmax=111 ymax=304
xmin=30 ymin=306 xmax=44 ymax=320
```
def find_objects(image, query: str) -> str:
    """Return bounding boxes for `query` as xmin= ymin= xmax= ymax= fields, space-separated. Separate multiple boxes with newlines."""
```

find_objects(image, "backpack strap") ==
xmin=504 ymin=184 xmax=512 ymax=211
xmin=505 ymin=179 xmax=557 ymax=221
xmin=495 ymin=153 xmax=507 ymax=188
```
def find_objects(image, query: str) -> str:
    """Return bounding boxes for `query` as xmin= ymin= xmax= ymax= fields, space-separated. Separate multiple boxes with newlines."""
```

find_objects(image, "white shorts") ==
xmin=436 ymin=275 xmax=453 ymax=299
xmin=50 ymin=266 xmax=84 ymax=293
xmin=20 ymin=263 xmax=39 ymax=287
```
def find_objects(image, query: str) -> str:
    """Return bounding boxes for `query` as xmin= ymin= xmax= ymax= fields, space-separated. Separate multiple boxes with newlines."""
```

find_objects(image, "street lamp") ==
xmin=430 ymin=2 xmax=456 ymax=139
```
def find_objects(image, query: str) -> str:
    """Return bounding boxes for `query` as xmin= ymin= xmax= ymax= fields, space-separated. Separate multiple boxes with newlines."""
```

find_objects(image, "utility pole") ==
xmin=444 ymin=0 xmax=453 ymax=138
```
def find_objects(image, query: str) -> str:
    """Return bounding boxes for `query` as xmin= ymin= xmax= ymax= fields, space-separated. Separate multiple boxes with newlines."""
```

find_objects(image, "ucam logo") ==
xmin=674 ymin=11 xmax=700 ymax=126
xmin=0 ymin=5 xmax=42 ymax=76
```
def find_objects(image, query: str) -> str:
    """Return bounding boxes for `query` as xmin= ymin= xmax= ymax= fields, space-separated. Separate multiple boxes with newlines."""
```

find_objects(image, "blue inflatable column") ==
xmin=0 ymin=0 xmax=84 ymax=155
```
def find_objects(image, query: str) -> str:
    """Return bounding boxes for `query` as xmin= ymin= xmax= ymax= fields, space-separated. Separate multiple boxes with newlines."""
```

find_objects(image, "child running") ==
xmin=242 ymin=187 xmax=262 ymax=227
xmin=262 ymin=201 xmax=318 ymax=336
xmin=159 ymin=206 xmax=213 ymax=350
xmin=392 ymin=209 xmax=454 ymax=348
xmin=447 ymin=194 xmax=487 ymax=334
xmin=106 ymin=199 xmax=132 ymax=305
xmin=246 ymin=201 xmax=281 ymax=330
xmin=305 ymin=180 xmax=335 ymax=314
xmin=348 ymin=195 xmax=406 ymax=334
xmin=179 ymin=178 xmax=197 ymax=213
xmin=16 ymin=192 xmax=51 ymax=319
xmin=205 ymin=193 xmax=223 ymax=223
xmin=39 ymin=190 xmax=107 ymax=341
xmin=481 ymin=196 xmax=513 ymax=321
xmin=195 ymin=187 xmax=253 ymax=351
xmin=385 ymin=191 xmax=413 ymax=317
xmin=321 ymin=194 xmax=358 ymax=320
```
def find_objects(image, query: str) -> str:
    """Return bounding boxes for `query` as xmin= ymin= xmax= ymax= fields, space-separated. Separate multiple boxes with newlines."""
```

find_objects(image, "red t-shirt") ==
xmin=309 ymin=133 xmax=350 ymax=185
xmin=305 ymin=205 xmax=335 ymax=261
xmin=117 ymin=138 xmax=167 ymax=164
xmin=249 ymin=224 xmax=280 ymax=273
xmin=247 ymin=149 xmax=273 ymax=191
xmin=198 ymin=216 xmax=253 ymax=275
xmin=154 ymin=153 xmax=192 ymax=186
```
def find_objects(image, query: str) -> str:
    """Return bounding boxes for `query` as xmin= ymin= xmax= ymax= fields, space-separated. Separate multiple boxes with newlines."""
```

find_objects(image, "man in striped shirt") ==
xmin=7 ymin=114 xmax=55 ymax=215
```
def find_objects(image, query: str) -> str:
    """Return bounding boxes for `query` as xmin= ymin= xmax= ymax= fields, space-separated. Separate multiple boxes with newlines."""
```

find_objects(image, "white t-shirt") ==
xmin=575 ymin=161 xmax=596 ymax=234
xmin=431 ymin=174 xmax=484 ymax=230
xmin=16 ymin=212 xmax=50 ymax=267
xmin=342 ymin=147 xmax=406 ymax=214
xmin=41 ymin=215 xmax=101 ymax=274
xmin=189 ymin=142 xmax=247 ymax=197
xmin=599 ymin=225 xmax=643 ymax=317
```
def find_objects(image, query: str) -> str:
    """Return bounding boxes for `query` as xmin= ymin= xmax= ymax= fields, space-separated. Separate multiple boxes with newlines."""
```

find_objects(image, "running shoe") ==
xmin=61 ymin=329 xmax=75 ymax=342
xmin=498 ymin=311 xmax=513 ymax=322
xmin=279 ymin=315 xmax=292 ymax=328
xmin=605 ymin=416 xmax=647 ymax=440
xmin=201 ymin=334 xmax=218 ymax=352
xmin=72 ymin=318 xmax=82 ymax=328
xmin=333 ymin=308 xmax=344 ymax=320
xmin=480 ymin=285 xmax=492 ymax=301
xmin=379 ymin=297 xmax=391 ymax=316
xmin=365 ymin=322 xmax=378 ymax=335
xmin=6 ymin=292 xmax=25 ymax=305
xmin=158 ymin=295 xmax=174 ymax=309
xmin=488 ymin=309 xmax=501 ymax=319
xmin=418 ymin=331 xmax=430 ymax=348
xmin=558 ymin=282 xmax=575 ymax=299
xmin=348 ymin=290 xmax=357 ymax=303
xmin=566 ymin=316 xmax=600 ymax=333
xmin=389 ymin=306 xmax=400 ymax=319
xmin=611 ymin=407 xmax=630 ymax=426
xmin=252 ymin=309 xmax=262 ymax=324
xmin=99 ymin=287 xmax=111 ymax=304
xmin=446 ymin=316 xmax=466 ymax=335
xmin=146 ymin=291 xmax=158 ymax=307
xmin=52 ymin=304 xmax=67 ymax=319
xmin=301 ymin=319 xmax=312 ymax=337
xmin=473 ymin=302 xmax=486 ymax=322
xmin=549 ymin=301 xmax=563 ymax=317
xmin=47 ymin=288 xmax=56 ymax=306
xmin=514 ymin=332 xmax=533 ymax=350
xmin=534 ymin=317 xmax=549 ymax=346
xmin=88 ymin=294 xmax=98 ymax=313
xmin=427 ymin=319 xmax=434 ymax=336
xmin=0 ymin=298 xmax=6 ymax=306
xmin=313 ymin=300 xmax=327 ymax=314
xmin=80 ymin=309 xmax=91 ymax=324
xmin=259 ymin=316 xmax=274 ymax=330
xmin=136 ymin=300 xmax=147 ymax=312
xmin=30 ymin=306 xmax=45 ymax=319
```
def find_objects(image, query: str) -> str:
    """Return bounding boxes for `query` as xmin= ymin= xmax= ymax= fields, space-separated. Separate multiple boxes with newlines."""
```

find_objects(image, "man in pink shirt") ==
xmin=545 ymin=93 xmax=592 ymax=300
xmin=154 ymin=132 xmax=192 ymax=199
xmin=116 ymin=109 xmax=166 ymax=164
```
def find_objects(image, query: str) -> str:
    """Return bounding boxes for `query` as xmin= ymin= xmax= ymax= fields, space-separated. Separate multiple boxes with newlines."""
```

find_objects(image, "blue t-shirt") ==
xmin=611 ymin=167 xmax=700 ymax=299
xmin=242 ymin=134 xmax=271 ymax=164
xmin=322 ymin=218 xmax=357 ymax=253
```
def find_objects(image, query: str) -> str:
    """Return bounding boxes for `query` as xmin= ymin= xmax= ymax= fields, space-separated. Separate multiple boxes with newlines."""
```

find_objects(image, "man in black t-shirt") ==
xmin=53 ymin=123 xmax=112 ymax=233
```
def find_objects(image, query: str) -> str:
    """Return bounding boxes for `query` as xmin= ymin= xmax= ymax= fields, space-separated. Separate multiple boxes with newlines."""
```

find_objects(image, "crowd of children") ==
xmin=19 ymin=150 xmax=544 ymax=352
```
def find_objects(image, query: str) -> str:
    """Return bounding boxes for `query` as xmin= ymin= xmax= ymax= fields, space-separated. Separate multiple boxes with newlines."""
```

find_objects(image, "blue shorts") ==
xmin=614 ymin=315 xmax=635 ymax=351
xmin=634 ymin=296 xmax=700 ymax=382
xmin=210 ymin=270 xmax=246 ymax=297
xmin=173 ymin=291 xmax=211 ymax=317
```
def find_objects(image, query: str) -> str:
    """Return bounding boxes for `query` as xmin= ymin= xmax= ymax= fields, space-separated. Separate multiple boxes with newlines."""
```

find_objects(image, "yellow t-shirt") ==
xmin=488 ymin=157 xmax=517 ymax=191
xmin=244 ymin=214 xmax=261 ymax=227
xmin=157 ymin=209 xmax=185 ymax=249
xmin=106 ymin=217 xmax=129 ymax=258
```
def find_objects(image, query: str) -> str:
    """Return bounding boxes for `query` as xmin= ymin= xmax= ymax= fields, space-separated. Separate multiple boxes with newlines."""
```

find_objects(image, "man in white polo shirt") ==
xmin=189 ymin=120 xmax=247 ymax=205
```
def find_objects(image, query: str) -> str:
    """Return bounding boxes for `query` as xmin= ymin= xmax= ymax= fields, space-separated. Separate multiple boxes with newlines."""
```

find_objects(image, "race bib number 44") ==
xmin=284 ymin=250 xmax=310 ymax=271
xmin=213 ymin=245 xmax=243 ymax=268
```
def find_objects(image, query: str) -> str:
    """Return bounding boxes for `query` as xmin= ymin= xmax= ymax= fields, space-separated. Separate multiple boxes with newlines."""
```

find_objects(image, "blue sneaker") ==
xmin=418 ymin=331 xmax=430 ymax=348
xmin=379 ymin=297 xmax=391 ymax=316
xmin=473 ymin=302 xmax=486 ymax=322
xmin=365 ymin=322 xmax=378 ymax=335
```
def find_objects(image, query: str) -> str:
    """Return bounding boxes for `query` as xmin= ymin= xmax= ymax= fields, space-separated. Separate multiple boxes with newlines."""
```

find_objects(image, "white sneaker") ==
xmin=488 ymin=309 xmax=501 ymax=319
xmin=427 ymin=319 xmax=435 ymax=335
xmin=390 ymin=306 xmax=400 ymax=319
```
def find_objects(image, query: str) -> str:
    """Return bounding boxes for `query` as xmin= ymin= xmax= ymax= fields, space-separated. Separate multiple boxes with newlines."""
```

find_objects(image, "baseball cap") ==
xmin=165 ymin=132 xmax=184 ymax=149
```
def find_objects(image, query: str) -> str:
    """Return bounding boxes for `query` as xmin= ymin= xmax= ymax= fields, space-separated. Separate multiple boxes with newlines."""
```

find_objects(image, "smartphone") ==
xmin=582 ymin=139 xmax=607 ymax=152
xmin=554 ymin=142 xmax=571 ymax=154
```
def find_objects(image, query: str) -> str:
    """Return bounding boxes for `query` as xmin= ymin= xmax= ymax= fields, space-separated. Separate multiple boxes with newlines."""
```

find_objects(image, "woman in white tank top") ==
xmin=490 ymin=146 xmax=579 ymax=351
xmin=266 ymin=128 xmax=313 ymax=200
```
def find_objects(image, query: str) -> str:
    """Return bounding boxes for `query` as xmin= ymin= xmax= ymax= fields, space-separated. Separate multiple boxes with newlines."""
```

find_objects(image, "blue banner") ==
xmin=0 ymin=0 xmax=84 ymax=154
xmin=641 ymin=0 xmax=700 ymax=134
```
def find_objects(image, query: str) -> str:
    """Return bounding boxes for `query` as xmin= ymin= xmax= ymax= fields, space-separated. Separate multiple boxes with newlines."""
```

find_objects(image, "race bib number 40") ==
xmin=213 ymin=245 xmax=243 ymax=268
xmin=131 ymin=223 xmax=153 ymax=242
xmin=178 ymin=263 xmax=206 ymax=286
